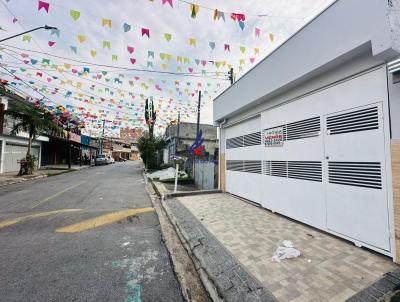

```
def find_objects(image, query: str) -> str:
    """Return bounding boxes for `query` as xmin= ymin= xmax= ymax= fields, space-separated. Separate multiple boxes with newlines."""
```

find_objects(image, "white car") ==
xmin=106 ymin=156 xmax=115 ymax=164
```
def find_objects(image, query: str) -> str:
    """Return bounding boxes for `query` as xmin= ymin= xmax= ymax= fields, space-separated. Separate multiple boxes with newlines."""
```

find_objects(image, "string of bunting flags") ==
xmin=33 ymin=0 xmax=275 ymax=56
xmin=0 ymin=0 xmax=295 ymax=136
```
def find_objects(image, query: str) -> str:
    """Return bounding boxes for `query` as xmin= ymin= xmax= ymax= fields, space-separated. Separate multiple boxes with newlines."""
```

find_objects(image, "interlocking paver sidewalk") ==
xmin=176 ymin=193 xmax=399 ymax=302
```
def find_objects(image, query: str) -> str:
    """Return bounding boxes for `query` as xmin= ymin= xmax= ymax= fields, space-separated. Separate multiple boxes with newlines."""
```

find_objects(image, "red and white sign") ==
xmin=264 ymin=127 xmax=284 ymax=147
xmin=69 ymin=132 xmax=81 ymax=143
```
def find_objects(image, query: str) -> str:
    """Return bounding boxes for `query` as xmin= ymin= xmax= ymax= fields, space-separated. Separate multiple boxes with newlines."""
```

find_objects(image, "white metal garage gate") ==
xmin=3 ymin=142 xmax=40 ymax=173
xmin=225 ymin=66 xmax=393 ymax=255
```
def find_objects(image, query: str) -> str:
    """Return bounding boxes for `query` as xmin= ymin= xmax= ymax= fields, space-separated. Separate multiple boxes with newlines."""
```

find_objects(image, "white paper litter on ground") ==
xmin=271 ymin=240 xmax=301 ymax=262
xmin=149 ymin=167 xmax=188 ymax=181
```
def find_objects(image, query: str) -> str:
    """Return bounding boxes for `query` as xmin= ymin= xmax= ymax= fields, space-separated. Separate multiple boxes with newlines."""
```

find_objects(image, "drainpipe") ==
xmin=218 ymin=119 xmax=227 ymax=190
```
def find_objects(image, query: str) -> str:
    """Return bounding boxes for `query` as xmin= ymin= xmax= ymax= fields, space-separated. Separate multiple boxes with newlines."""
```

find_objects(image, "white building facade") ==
xmin=0 ymin=96 xmax=48 ymax=173
xmin=214 ymin=0 xmax=400 ymax=261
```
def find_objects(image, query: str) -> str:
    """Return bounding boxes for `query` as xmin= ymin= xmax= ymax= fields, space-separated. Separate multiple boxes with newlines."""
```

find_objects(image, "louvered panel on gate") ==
xmin=226 ymin=160 xmax=244 ymax=172
xmin=326 ymin=107 xmax=379 ymax=135
xmin=243 ymin=132 xmax=261 ymax=147
xmin=271 ymin=161 xmax=288 ymax=178
xmin=263 ymin=161 xmax=272 ymax=176
xmin=286 ymin=117 xmax=321 ymax=141
xmin=243 ymin=160 xmax=262 ymax=174
xmin=328 ymin=161 xmax=382 ymax=189
xmin=226 ymin=136 xmax=244 ymax=149
xmin=288 ymin=161 xmax=322 ymax=182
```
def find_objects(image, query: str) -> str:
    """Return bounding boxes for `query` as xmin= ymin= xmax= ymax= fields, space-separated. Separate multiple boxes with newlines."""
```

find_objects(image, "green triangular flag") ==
xmin=164 ymin=33 xmax=172 ymax=42
xmin=70 ymin=10 xmax=80 ymax=21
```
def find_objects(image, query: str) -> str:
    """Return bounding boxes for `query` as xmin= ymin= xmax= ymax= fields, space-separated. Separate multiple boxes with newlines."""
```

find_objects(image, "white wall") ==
xmin=214 ymin=0 xmax=400 ymax=122
xmin=0 ymin=135 xmax=42 ymax=173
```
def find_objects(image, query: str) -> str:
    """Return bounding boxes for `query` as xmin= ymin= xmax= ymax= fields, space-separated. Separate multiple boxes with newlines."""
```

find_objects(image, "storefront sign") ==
xmin=69 ymin=132 xmax=81 ymax=143
xmin=264 ymin=127 xmax=284 ymax=147
xmin=81 ymin=135 xmax=90 ymax=145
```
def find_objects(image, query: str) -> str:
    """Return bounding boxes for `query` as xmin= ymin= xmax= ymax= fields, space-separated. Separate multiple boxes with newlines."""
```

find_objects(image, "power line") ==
xmin=0 ymin=44 xmax=230 ymax=79
xmin=0 ymin=48 xmax=222 ymax=109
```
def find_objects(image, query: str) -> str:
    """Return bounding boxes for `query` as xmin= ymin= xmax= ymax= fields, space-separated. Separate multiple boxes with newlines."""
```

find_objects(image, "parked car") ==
xmin=106 ymin=155 xmax=115 ymax=164
xmin=95 ymin=154 xmax=108 ymax=166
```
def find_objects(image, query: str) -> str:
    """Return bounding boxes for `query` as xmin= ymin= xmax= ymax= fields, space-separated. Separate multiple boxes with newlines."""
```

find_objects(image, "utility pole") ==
xmin=176 ymin=111 xmax=181 ymax=153
xmin=68 ymin=143 xmax=72 ymax=169
xmin=194 ymin=91 xmax=202 ymax=183
xmin=100 ymin=119 xmax=105 ymax=154
xmin=196 ymin=91 xmax=201 ymax=136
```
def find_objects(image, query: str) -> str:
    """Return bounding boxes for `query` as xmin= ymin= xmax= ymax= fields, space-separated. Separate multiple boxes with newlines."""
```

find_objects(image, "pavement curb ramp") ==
xmin=148 ymin=178 xmax=277 ymax=302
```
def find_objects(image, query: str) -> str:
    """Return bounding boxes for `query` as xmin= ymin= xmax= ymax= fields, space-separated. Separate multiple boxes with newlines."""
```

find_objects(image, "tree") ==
xmin=144 ymin=98 xmax=156 ymax=138
xmin=3 ymin=101 xmax=60 ymax=175
xmin=137 ymin=136 xmax=166 ymax=170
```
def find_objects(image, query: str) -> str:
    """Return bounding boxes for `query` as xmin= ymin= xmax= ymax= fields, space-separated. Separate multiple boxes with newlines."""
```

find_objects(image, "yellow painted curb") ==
xmin=0 ymin=209 xmax=82 ymax=229
xmin=55 ymin=207 xmax=155 ymax=233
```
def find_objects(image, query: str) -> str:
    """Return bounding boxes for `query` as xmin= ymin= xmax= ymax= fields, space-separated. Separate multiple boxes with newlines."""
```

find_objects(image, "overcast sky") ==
xmin=0 ymin=0 xmax=334 ymax=136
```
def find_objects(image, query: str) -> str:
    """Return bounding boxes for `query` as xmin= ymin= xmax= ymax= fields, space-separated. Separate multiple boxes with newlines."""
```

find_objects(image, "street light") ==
xmin=0 ymin=25 xmax=58 ymax=43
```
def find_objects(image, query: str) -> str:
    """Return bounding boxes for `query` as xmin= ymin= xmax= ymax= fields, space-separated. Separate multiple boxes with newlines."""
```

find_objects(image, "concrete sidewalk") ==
xmin=41 ymin=164 xmax=91 ymax=170
xmin=0 ymin=167 xmax=86 ymax=187
xmin=154 ymin=184 xmax=400 ymax=301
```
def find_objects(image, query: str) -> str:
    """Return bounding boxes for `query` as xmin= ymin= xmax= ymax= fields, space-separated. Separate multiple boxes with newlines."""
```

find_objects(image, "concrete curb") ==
xmin=0 ymin=174 xmax=47 ymax=187
xmin=144 ymin=172 xmax=211 ymax=302
xmin=165 ymin=189 xmax=221 ymax=198
xmin=346 ymin=269 xmax=400 ymax=301
xmin=0 ymin=166 xmax=85 ymax=188
xmin=148 ymin=177 xmax=277 ymax=302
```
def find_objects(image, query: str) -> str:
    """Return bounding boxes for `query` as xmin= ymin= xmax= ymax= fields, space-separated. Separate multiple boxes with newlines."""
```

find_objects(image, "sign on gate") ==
xmin=264 ymin=127 xmax=284 ymax=147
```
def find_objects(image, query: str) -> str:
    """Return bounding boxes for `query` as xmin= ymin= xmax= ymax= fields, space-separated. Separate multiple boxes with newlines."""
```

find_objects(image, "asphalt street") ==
xmin=0 ymin=161 xmax=184 ymax=302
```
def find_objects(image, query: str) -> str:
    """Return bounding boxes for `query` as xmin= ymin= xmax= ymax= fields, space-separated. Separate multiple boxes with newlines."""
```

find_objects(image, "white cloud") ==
xmin=0 ymin=0 xmax=334 ymax=136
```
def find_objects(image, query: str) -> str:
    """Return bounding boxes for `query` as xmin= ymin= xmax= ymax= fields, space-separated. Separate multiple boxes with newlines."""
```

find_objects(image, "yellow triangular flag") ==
xmin=77 ymin=35 xmax=86 ymax=43
xmin=103 ymin=41 xmax=111 ymax=49
xmin=269 ymin=33 xmax=274 ymax=42
xmin=102 ymin=18 xmax=112 ymax=28
xmin=189 ymin=38 xmax=196 ymax=46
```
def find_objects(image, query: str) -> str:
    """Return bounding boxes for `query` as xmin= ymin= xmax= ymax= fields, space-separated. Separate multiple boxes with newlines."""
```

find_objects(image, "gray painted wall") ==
xmin=220 ymin=50 xmax=386 ymax=128
xmin=214 ymin=0 xmax=400 ymax=122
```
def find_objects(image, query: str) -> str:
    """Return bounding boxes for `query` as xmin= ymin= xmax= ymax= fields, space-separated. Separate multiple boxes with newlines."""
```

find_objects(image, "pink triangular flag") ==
xmin=250 ymin=58 xmax=255 ymax=64
xmin=130 ymin=58 xmax=136 ymax=64
xmin=141 ymin=28 xmax=150 ymax=38
xmin=127 ymin=46 xmax=134 ymax=54
xmin=38 ymin=1 xmax=50 ymax=13
xmin=162 ymin=0 xmax=173 ymax=7
xmin=48 ymin=41 xmax=55 ymax=47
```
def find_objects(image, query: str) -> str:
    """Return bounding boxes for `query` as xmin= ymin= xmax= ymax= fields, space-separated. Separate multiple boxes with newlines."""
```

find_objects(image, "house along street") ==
xmin=0 ymin=161 xmax=183 ymax=302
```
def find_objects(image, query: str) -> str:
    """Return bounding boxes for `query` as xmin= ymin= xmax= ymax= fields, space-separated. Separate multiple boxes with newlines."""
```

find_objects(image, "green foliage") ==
xmin=137 ymin=136 xmax=166 ymax=170
xmin=25 ymin=154 xmax=37 ymax=174
xmin=4 ymin=102 xmax=60 ymax=141
xmin=4 ymin=101 xmax=61 ymax=175
xmin=18 ymin=154 xmax=37 ymax=176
